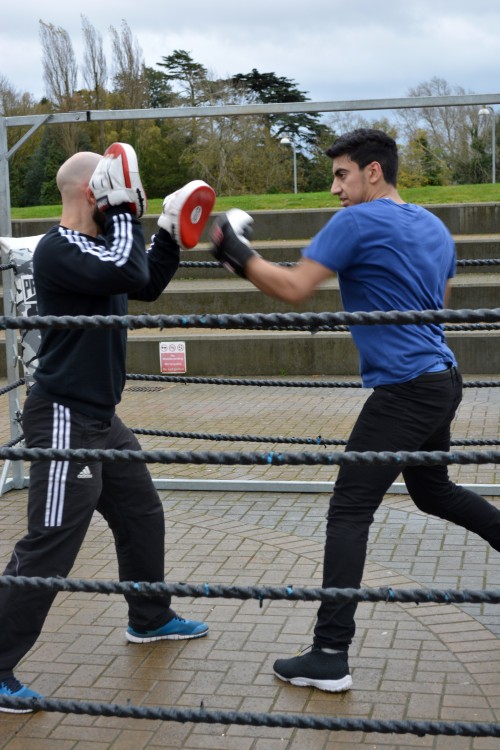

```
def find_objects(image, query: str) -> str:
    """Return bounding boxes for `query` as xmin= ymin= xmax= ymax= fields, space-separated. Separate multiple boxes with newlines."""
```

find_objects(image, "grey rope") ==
xmin=125 ymin=373 xmax=500 ymax=388
xmin=0 ymin=378 xmax=25 ymax=395
xmin=178 ymin=258 xmax=500 ymax=269
xmin=3 ymin=576 xmax=500 ymax=605
xmin=7 ymin=428 xmax=496 ymax=448
xmin=0 ymin=694 xmax=499 ymax=736
xmin=130 ymin=428 xmax=500 ymax=447
xmin=1 ymin=307 xmax=500 ymax=331
xmin=0 ymin=446 xmax=499 ymax=466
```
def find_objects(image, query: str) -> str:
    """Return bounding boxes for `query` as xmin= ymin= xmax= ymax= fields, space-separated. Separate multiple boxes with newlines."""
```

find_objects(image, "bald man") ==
xmin=0 ymin=144 xmax=212 ymax=711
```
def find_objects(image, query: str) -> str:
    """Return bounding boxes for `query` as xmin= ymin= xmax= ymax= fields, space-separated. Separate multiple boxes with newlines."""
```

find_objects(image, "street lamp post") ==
xmin=280 ymin=136 xmax=297 ymax=194
xmin=478 ymin=105 xmax=496 ymax=184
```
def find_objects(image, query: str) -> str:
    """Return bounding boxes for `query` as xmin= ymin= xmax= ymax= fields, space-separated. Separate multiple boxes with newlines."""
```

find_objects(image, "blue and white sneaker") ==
xmin=126 ymin=616 xmax=209 ymax=643
xmin=0 ymin=675 xmax=43 ymax=713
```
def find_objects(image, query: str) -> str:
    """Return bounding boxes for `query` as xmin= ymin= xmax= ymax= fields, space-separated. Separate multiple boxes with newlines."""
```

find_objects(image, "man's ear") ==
xmin=86 ymin=185 xmax=96 ymax=205
xmin=367 ymin=161 xmax=383 ymax=183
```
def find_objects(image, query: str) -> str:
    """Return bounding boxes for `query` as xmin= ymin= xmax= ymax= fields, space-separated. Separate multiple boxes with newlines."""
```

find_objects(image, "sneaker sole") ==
xmin=126 ymin=628 xmax=208 ymax=643
xmin=0 ymin=705 xmax=37 ymax=713
xmin=273 ymin=670 xmax=353 ymax=692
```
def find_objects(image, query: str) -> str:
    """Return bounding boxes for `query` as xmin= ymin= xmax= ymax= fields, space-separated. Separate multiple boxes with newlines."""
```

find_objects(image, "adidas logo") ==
xmin=77 ymin=465 xmax=93 ymax=479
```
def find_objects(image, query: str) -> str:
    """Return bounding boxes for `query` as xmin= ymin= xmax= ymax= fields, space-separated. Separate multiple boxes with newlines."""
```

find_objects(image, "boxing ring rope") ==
xmin=2 ymin=574 xmax=500 ymax=733
xmin=1 ymin=307 xmax=500 ymax=330
xmin=1 ymin=306 xmax=500 ymax=496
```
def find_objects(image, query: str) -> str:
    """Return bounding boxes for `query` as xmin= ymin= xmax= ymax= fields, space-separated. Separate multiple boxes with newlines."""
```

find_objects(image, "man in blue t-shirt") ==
xmin=210 ymin=128 xmax=500 ymax=693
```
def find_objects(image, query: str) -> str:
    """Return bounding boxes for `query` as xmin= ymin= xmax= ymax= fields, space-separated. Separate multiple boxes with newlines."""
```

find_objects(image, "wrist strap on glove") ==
xmin=210 ymin=209 xmax=258 ymax=278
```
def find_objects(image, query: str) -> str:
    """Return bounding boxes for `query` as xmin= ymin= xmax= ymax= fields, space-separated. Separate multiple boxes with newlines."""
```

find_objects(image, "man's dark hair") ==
xmin=325 ymin=128 xmax=399 ymax=186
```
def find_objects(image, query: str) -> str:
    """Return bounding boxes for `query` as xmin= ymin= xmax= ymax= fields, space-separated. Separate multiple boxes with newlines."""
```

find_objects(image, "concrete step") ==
xmin=127 ymin=273 xmax=500 ymax=317
xmin=11 ymin=202 xmax=500 ymax=240
xmin=1 ymin=327 xmax=498 ymax=379
xmin=174 ymin=236 xmax=500 ymax=279
xmin=2 ymin=271 xmax=498 ymax=317
xmin=124 ymin=328 xmax=500 ymax=376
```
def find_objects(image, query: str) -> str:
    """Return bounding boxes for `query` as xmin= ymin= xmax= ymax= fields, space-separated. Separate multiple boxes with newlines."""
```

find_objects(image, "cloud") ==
xmin=1 ymin=1 xmax=500 ymax=106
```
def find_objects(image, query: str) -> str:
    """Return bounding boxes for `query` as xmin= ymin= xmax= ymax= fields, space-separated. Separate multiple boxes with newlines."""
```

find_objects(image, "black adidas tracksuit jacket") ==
xmin=0 ymin=208 xmax=181 ymax=678
xmin=32 ymin=207 xmax=179 ymax=419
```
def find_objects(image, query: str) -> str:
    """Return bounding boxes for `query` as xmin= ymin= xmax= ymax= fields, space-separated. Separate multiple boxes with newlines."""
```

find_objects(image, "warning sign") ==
xmin=159 ymin=341 xmax=186 ymax=373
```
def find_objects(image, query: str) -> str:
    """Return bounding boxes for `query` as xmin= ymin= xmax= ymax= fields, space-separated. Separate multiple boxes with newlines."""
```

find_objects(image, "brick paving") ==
xmin=0 ymin=375 xmax=500 ymax=749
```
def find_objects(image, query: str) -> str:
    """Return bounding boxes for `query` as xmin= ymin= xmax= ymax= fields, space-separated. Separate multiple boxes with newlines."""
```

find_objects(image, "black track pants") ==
xmin=0 ymin=392 xmax=173 ymax=678
xmin=314 ymin=367 xmax=500 ymax=650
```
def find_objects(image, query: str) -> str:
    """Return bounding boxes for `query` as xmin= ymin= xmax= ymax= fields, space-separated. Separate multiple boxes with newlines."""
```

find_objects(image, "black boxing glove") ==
xmin=209 ymin=209 xmax=260 ymax=278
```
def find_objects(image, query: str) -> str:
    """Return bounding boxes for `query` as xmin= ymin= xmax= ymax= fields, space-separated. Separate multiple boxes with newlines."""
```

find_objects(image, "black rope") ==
xmin=0 ymin=434 xmax=24 ymax=448
xmin=125 ymin=373 xmax=500 ymax=389
xmin=3 ymin=576 xmax=500 ymax=605
xmin=1 ymin=308 xmax=500 ymax=331
xmin=131 ymin=428 xmax=345 ymax=444
xmin=0 ymin=374 xmax=496 ymax=395
xmin=0 ymin=263 xmax=16 ymax=272
xmin=457 ymin=258 xmax=500 ymax=266
xmin=177 ymin=258 xmax=500 ymax=269
xmin=0 ymin=446 xmax=499 ymax=466
xmin=0 ymin=695 xmax=499 ymax=736
xmin=5 ymin=428 xmax=495 ymax=449
xmin=0 ymin=377 xmax=25 ymax=396
xmin=127 ymin=373 xmax=365 ymax=387
xmin=7 ymin=428 xmax=496 ymax=449
xmin=130 ymin=428 xmax=500 ymax=447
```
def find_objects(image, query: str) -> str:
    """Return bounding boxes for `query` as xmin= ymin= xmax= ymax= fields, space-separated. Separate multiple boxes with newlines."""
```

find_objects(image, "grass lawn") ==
xmin=10 ymin=183 xmax=500 ymax=220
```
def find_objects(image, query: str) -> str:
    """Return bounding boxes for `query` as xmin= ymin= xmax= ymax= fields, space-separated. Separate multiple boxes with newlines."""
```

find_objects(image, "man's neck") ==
xmin=59 ymin=209 xmax=99 ymax=236
xmin=373 ymin=185 xmax=405 ymax=204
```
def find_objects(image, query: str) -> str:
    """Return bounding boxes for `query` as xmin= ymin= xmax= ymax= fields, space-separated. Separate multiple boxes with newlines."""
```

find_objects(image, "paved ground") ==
xmin=1 ymin=375 xmax=500 ymax=749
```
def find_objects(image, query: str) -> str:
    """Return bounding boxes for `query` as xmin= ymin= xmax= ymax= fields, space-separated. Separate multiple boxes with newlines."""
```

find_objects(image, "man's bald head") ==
xmin=56 ymin=151 xmax=102 ymax=201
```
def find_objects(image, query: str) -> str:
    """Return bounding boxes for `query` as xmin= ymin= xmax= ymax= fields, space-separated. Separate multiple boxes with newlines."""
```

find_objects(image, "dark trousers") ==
xmin=314 ymin=366 xmax=500 ymax=650
xmin=0 ymin=392 xmax=174 ymax=678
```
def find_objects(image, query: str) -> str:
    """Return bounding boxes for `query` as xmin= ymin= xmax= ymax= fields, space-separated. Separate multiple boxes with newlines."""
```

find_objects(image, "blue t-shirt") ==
xmin=303 ymin=199 xmax=457 ymax=387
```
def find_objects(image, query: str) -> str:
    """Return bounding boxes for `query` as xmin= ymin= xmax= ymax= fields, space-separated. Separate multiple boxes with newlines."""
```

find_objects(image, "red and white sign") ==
xmin=159 ymin=341 xmax=186 ymax=373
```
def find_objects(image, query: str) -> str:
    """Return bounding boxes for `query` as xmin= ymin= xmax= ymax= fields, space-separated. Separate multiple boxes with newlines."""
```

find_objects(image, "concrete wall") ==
xmin=10 ymin=202 xmax=500 ymax=241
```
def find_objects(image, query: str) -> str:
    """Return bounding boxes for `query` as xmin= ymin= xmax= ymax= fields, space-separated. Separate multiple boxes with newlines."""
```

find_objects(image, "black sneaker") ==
xmin=273 ymin=646 xmax=352 ymax=692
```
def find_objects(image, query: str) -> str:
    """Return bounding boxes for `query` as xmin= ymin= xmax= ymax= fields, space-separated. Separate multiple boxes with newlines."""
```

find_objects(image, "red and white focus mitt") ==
xmin=90 ymin=143 xmax=147 ymax=218
xmin=209 ymin=209 xmax=259 ymax=278
xmin=158 ymin=180 xmax=216 ymax=249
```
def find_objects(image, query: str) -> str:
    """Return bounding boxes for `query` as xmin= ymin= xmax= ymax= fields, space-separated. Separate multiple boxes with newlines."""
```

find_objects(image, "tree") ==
xmin=81 ymin=15 xmax=108 ymax=151
xmin=157 ymin=50 xmax=208 ymax=106
xmin=0 ymin=76 xmax=47 ymax=207
xmin=143 ymin=67 xmax=175 ymax=109
xmin=109 ymin=20 xmax=147 ymax=110
xmin=397 ymin=77 xmax=478 ymax=184
xmin=452 ymin=122 xmax=490 ymax=184
xmin=39 ymin=20 xmax=81 ymax=156
xmin=81 ymin=16 xmax=107 ymax=107
xmin=232 ymin=69 xmax=324 ymax=148
xmin=39 ymin=21 xmax=78 ymax=109
xmin=399 ymin=129 xmax=444 ymax=187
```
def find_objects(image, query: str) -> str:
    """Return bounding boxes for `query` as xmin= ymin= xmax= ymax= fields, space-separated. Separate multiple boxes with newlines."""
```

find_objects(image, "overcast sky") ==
xmin=1 ymin=0 xmax=499 ymax=108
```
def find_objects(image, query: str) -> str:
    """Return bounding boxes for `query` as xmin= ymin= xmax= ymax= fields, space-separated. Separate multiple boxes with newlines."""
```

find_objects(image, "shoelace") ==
xmin=0 ymin=676 xmax=23 ymax=694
